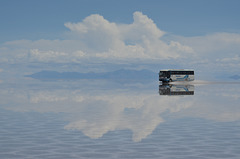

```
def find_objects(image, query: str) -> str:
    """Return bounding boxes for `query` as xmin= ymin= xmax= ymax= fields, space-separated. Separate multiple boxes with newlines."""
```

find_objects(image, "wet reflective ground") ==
xmin=0 ymin=79 xmax=240 ymax=158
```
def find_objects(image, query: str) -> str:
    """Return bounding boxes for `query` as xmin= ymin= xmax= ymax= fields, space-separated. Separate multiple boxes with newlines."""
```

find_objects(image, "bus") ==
xmin=159 ymin=69 xmax=194 ymax=83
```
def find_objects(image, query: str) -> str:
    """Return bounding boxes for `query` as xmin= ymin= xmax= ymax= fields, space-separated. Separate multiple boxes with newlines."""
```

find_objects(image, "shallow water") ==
xmin=0 ymin=78 xmax=240 ymax=159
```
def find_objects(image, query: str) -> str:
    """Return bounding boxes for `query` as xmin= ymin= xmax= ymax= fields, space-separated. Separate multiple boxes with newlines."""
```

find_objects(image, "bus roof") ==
xmin=160 ymin=69 xmax=194 ymax=72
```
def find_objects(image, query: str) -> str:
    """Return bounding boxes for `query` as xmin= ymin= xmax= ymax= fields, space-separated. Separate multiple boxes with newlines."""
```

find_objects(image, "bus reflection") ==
xmin=159 ymin=84 xmax=194 ymax=96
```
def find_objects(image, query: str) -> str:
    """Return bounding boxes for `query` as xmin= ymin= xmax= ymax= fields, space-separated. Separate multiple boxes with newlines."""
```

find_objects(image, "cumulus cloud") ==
xmin=0 ymin=11 xmax=194 ymax=63
xmin=64 ymin=11 xmax=194 ymax=59
xmin=1 ymin=11 xmax=240 ymax=75
xmin=65 ymin=13 xmax=121 ymax=52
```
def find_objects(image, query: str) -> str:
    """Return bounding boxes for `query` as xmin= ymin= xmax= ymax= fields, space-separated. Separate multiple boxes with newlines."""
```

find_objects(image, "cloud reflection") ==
xmin=0 ymin=80 xmax=240 ymax=142
xmin=29 ymin=91 xmax=192 ymax=142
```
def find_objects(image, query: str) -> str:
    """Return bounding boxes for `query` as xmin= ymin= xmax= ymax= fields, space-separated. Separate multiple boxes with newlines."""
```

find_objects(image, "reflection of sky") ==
xmin=1 ymin=79 xmax=240 ymax=142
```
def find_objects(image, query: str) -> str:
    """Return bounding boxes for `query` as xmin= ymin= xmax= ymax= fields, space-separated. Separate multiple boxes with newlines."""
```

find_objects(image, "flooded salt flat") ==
xmin=0 ymin=78 xmax=240 ymax=159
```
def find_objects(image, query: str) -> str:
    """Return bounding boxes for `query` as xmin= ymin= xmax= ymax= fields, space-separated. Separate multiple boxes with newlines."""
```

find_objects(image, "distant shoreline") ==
xmin=25 ymin=69 xmax=157 ymax=81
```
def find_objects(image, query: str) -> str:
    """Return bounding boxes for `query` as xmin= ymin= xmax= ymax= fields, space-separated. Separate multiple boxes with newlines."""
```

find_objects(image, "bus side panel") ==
xmin=189 ymin=75 xmax=194 ymax=81
xmin=171 ymin=75 xmax=194 ymax=81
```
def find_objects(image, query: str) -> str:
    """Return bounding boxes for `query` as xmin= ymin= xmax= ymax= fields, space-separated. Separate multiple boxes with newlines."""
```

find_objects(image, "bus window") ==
xmin=167 ymin=72 xmax=170 ymax=78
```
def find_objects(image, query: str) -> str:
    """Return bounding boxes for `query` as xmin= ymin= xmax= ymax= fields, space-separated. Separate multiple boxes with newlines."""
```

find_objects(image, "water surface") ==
xmin=0 ymin=78 xmax=240 ymax=158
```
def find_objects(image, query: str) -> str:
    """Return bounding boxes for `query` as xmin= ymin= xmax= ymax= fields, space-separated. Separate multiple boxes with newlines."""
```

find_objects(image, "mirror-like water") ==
xmin=0 ymin=79 xmax=240 ymax=159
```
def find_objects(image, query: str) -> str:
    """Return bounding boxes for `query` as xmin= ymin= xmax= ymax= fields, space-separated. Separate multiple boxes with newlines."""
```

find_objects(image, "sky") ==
xmin=1 ymin=0 xmax=240 ymax=78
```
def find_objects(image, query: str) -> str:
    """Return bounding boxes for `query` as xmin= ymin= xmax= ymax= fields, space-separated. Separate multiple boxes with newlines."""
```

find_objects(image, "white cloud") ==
xmin=1 ymin=12 xmax=240 ymax=75
xmin=171 ymin=32 xmax=240 ymax=73
xmin=29 ymin=49 xmax=86 ymax=63
xmin=64 ymin=11 xmax=194 ymax=59
xmin=65 ymin=13 xmax=121 ymax=52
xmin=175 ymin=32 xmax=240 ymax=59
xmin=0 ymin=11 xmax=195 ymax=63
xmin=30 ymin=49 xmax=67 ymax=62
xmin=216 ymin=54 xmax=240 ymax=62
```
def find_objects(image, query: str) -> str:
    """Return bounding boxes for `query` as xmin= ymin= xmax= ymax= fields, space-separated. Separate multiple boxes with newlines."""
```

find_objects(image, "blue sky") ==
xmin=1 ymin=0 xmax=240 ymax=42
xmin=1 ymin=0 xmax=240 ymax=78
